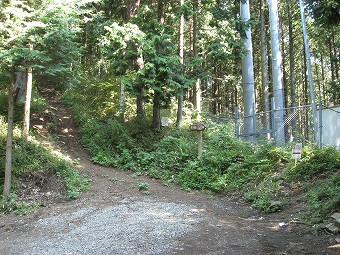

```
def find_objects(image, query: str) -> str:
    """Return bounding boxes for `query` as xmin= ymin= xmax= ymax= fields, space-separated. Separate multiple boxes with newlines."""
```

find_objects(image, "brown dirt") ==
xmin=0 ymin=87 xmax=339 ymax=255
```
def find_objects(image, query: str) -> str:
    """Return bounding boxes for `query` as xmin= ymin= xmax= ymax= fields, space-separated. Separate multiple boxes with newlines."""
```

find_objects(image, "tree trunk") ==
xmin=152 ymin=90 xmax=162 ymax=130
xmin=303 ymin=43 xmax=309 ymax=140
xmin=176 ymin=92 xmax=183 ymax=127
xmin=176 ymin=0 xmax=185 ymax=127
xmin=23 ymin=45 xmax=33 ymax=140
xmin=125 ymin=0 xmax=141 ymax=21
xmin=124 ymin=0 xmax=145 ymax=119
xmin=151 ymin=0 xmax=164 ymax=130
xmin=23 ymin=66 xmax=32 ymax=139
xmin=3 ymin=70 xmax=15 ymax=198
xmin=192 ymin=1 xmax=201 ymax=120
xmin=320 ymin=53 xmax=326 ymax=104
xmin=136 ymin=84 xmax=146 ymax=118
xmin=328 ymin=37 xmax=335 ymax=81
xmin=331 ymin=28 xmax=339 ymax=80
xmin=299 ymin=0 xmax=318 ymax=142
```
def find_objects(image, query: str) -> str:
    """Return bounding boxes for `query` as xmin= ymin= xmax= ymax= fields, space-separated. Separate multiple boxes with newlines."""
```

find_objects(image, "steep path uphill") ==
xmin=0 ymin=87 xmax=338 ymax=255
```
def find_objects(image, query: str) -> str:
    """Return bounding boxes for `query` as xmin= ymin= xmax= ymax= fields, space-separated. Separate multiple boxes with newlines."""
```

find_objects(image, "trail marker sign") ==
xmin=161 ymin=117 xmax=169 ymax=127
xmin=291 ymin=143 xmax=302 ymax=159
xmin=190 ymin=123 xmax=206 ymax=131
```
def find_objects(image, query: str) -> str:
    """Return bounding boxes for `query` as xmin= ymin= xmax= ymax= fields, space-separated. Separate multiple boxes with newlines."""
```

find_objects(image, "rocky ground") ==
xmin=0 ymin=87 xmax=339 ymax=255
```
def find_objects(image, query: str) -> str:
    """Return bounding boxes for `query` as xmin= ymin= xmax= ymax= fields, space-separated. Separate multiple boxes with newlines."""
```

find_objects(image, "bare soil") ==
xmin=0 ymin=87 xmax=339 ymax=255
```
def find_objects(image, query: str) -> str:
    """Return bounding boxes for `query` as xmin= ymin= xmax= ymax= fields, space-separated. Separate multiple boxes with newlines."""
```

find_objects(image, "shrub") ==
xmin=285 ymin=146 xmax=340 ymax=180
xmin=80 ymin=118 xmax=136 ymax=158
xmin=177 ymin=160 xmax=219 ymax=190
xmin=307 ymin=174 xmax=340 ymax=221
xmin=244 ymin=177 xmax=284 ymax=213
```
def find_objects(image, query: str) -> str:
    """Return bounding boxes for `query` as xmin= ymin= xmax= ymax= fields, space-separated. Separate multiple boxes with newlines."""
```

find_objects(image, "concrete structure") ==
xmin=319 ymin=106 xmax=340 ymax=150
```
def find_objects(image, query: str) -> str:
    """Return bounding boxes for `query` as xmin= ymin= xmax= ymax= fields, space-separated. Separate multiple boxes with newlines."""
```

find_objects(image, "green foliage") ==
xmin=307 ymin=174 xmax=340 ymax=221
xmin=285 ymin=146 xmax=340 ymax=180
xmin=133 ymin=181 xmax=149 ymax=195
xmin=114 ymin=130 xmax=197 ymax=180
xmin=177 ymin=160 xmax=219 ymax=190
xmin=62 ymin=78 xmax=135 ymax=122
xmin=0 ymin=0 xmax=83 ymax=88
xmin=0 ymin=194 xmax=39 ymax=216
xmin=53 ymin=157 xmax=90 ymax=200
xmin=306 ymin=0 xmax=340 ymax=27
xmin=101 ymin=22 xmax=145 ymax=75
xmin=134 ymin=182 xmax=149 ymax=191
xmin=80 ymin=118 xmax=136 ymax=163
xmin=244 ymin=178 xmax=284 ymax=213
xmin=0 ymin=90 xmax=8 ymax=117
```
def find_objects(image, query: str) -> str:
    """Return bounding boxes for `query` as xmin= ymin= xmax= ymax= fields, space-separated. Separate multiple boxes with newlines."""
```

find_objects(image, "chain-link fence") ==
xmin=235 ymin=104 xmax=317 ymax=145
xmin=203 ymin=102 xmax=340 ymax=148
xmin=234 ymin=103 xmax=340 ymax=148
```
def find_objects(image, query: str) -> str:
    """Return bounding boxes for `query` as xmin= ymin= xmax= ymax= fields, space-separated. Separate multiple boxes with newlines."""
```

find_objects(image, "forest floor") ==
xmin=0 ymin=87 xmax=339 ymax=255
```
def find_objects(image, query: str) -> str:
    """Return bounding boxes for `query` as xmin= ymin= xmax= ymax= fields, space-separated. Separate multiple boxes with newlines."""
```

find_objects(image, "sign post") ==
xmin=291 ymin=143 xmax=302 ymax=165
xmin=190 ymin=123 xmax=206 ymax=159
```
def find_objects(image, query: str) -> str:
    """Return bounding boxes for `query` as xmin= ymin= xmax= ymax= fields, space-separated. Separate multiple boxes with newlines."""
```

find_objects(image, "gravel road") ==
xmin=1 ymin=198 xmax=205 ymax=255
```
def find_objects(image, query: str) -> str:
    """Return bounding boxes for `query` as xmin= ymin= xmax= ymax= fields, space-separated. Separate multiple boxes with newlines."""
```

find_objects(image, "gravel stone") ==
xmin=5 ymin=199 xmax=204 ymax=255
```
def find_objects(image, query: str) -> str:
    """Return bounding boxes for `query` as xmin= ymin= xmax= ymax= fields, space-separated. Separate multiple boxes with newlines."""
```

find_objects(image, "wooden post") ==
xmin=120 ymin=80 xmax=125 ymax=122
xmin=198 ymin=131 xmax=203 ymax=159
xmin=190 ymin=123 xmax=205 ymax=159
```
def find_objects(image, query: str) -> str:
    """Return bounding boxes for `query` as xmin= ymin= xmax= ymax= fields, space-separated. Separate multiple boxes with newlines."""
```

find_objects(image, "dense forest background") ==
xmin=1 ymin=0 xmax=339 ymax=125
xmin=0 ymin=0 xmax=339 ymax=220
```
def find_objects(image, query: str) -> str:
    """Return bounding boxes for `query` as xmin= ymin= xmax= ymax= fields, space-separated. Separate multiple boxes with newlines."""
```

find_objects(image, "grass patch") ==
xmin=0 ymin=194 xmax=40 ymax=215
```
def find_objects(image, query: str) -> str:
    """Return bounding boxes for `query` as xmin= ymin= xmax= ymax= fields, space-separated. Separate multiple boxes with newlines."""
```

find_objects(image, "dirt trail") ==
xmin=0 ymin=88 xmax=338 ymax=255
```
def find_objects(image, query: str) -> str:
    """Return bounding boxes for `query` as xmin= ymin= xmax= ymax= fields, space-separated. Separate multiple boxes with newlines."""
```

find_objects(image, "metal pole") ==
xmin=240 ymin=0 xmax=256 ymax=142
xmin=267 ymin=0 xmax=285 ymax=145
xmin=319 ymin=99 xmax=323 ymax=148
xmin=271 ymin=97 xmax=276 ymax=141
xmin=298 ymin=0 xmax=318 ymax=143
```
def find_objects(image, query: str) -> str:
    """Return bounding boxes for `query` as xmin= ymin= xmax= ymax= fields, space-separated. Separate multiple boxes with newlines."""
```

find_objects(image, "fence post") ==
xmin=319 ymin=100 xmax=323 ymax=148
xmin=271 ymin=97 xmax=276 ymax=142
xmin=235 ymin=107 xmax=240 ymax=138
